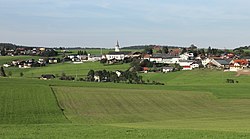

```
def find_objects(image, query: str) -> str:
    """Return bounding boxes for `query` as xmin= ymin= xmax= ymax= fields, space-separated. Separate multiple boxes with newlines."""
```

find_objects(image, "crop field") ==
xmin=1 ymin=66 xmax=250 ymax=138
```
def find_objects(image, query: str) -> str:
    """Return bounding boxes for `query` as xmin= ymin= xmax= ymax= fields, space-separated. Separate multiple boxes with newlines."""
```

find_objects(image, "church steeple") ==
xmin=115 ymin=40 xmax=120 ymax=52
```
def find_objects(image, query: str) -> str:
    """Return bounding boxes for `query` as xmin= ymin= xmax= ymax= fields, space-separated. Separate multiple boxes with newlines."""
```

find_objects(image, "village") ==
xmin=1 ymin=42 xmax=250 ymax=74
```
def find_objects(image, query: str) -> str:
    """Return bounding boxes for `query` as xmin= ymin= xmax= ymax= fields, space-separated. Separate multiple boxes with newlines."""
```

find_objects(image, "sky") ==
xmin=0 ymin=0 xmax=250 ymax=48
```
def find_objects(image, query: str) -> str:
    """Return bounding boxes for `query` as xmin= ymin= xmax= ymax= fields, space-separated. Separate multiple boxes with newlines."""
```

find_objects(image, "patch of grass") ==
xmin=4 ymin=62 xmax=130 ymax=78
xmin=0 ymin=124 xmax=250 ymax=139
xmin=0 ymin=82 xmax=68 ymax=124
xmin=0 ymin=56 xmax=39 ymax=65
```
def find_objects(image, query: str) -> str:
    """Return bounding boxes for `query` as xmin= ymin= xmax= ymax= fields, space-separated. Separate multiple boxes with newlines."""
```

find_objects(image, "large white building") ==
xmin=105 ymin=41 xmax=131 ymax=61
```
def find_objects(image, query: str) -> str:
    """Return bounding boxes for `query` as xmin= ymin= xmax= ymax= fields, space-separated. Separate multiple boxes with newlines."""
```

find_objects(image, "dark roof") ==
xmin=179 ymin=60 xmax=194 ymax=62
xmin=151 ymin=53 xmax=179 ymax=59
xmin=214 ymin=59 xmax=230 ymax=65
xmin=107 ymin=51 xmax=131 ymax=55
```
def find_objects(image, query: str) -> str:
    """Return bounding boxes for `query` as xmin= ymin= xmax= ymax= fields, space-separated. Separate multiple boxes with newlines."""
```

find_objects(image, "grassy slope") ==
xmin=0 ymin=56 xmax=39 ymax=65
xmin=0 ymin=81 xmax=68 ymax=124
xmin=4 ymin=62 xmax=130 ymax=77
xmin=1 ymin=124 xmax=249 ymax=139
xmin=53 ymin=86 xmax=250 ymax=131
xmin=1 ymin=68 xmax=250 ymax=138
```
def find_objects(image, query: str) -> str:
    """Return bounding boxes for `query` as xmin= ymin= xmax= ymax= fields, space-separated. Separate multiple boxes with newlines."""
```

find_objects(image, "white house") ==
xmin=149 ymin=54 xmax=180 ymax=64
xmin=162 ymin=67 xmax=174 ymax=73
xmin=230 ymin=63 xmax=243 ymax=71
xmin=106 ymin=52 xmax=127 ymax=61
xmin=179 ymin=52 xmax=194 ymax=60
xmin=87 ymin=54 xmax=102 ymax=62
xmin=3 ymin=64 xmax=11 ymax=68
xmin=179 ymin=60 xmax=194 ymax=70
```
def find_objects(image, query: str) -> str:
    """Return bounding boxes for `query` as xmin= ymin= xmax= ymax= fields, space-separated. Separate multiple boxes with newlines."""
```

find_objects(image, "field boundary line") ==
xmin=49 ymin=85 xmax=72 ymax=123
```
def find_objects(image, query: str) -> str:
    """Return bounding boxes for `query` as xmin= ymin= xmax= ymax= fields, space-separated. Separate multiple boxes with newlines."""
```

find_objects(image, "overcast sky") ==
xmin=0 ymin=0 xmax=250 ymax=48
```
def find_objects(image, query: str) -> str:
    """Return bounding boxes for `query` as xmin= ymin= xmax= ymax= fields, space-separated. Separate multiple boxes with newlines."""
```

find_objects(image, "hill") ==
xmin=1 ymin=69 xmax=250 ymax=138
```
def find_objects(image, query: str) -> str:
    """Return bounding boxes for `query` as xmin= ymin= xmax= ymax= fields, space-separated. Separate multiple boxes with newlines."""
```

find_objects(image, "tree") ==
xmin=130 ymin=58 xmax=142 ymax=71
xmin=144 ymin=47 xmax=153 ymax=54
xmin=0 ymin=48 xmax=6 ymax=56
xmin=162 ymin=47 xmax=169 ymax=54
xmin=87 ymin=70 xmax=95 ymax=81
xmin=110 ymin=72 xmax=119 ymax=83
xmin=83 ymin=50 xmax=88 ymax=55
xmin=181 ymin=48 xmax=187 ymax=54
xmin=20 ymin=72 xmax=24 ymax=77
xmin=207 ymin=46 xmax=212 ymax=55
xmin=100 ymin=58 xmax=107 ymax=64
xmin=199 ymin=49 xmax=205 ymax=56
xmin=0 ymin=67 xmax=6 ymax=77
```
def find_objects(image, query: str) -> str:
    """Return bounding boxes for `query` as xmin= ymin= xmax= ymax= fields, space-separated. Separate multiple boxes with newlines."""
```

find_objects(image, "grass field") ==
xmin=4 ymin=62 xmax=130 ymax=78
xmin=1 ymin=63 xmax=250 ymax=138
xmin=0 ymin=56 xmax=39 ymax=65
xmin=0 ymin=81 xmax=68 ymax=124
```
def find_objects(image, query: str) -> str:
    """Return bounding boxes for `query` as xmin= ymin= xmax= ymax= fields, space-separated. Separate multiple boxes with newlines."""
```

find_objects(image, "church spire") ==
xmin=115 ymin=40 xmax=120 ymax=52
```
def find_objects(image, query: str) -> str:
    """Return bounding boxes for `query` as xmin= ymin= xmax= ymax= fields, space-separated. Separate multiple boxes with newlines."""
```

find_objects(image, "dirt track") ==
xmin=236 ymin=69 xmax=250 ymax=76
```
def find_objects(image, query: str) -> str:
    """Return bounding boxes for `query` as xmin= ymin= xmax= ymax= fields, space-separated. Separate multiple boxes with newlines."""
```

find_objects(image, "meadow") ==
xmin=1 ymin=57 xmax=250 ymax=138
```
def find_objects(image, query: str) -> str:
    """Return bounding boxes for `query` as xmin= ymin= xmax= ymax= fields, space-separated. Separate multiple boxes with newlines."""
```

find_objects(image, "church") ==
xmin=105 ymin=41 xmax=131 ymax=61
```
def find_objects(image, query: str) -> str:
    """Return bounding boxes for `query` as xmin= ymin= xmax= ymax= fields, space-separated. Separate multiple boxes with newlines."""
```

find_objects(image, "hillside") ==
xmin=1 ymin=69 xmax=250 ymax=138
xmin=0 ymin=81 xmax=68 ymax=124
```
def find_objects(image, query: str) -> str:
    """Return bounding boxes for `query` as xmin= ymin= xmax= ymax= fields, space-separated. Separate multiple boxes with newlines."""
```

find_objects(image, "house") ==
xmin=179 ymin=60 xmax=194 ymax=70
xmin=87 ymin=54 xmax=102 ymax=62
xmin=3 ymin=64 xmax=11 ymax=68
xmin=142 ymin=54 xmax=151 ymax=60
xmin=229 ymin=59 xmax=248 ymax=71
xmin=179 ymin=52 xmax=194 ymax=60
xmin=48 ymin=58 xmax=59 ymax=64
xmin=94 ymin=75 xmax=101 ymax=82
xmin=162 ymin=56 xmax=179 ymax=64
xmin=162 ymin=67 xmax=174 ymax=73
xmin=149 ymin=54 xmax=164 ymax=63
xmin=40 ymin=74 xmax=56 ymax=80
xmin=131 ymin=52 xmax=142 ymax=58
xmin=210 ymin=58 xmax=230 ymax=69
xmin=149 ymin=54 xmax=180 ymax=64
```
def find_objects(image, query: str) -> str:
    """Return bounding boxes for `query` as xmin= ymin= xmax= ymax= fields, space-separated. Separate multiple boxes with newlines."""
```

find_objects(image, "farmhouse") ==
xmin=179 ymin=60 xmax=194 ymax=70
xmin=149 ymin=53 xmax=180 ymax=64
xmin=229 ymin=59 xmax=248 ymax=71
xmin=87 ymin=54 xmax=102 ymax=62
xmin=209 ymin=58 xmax=231 ymax=69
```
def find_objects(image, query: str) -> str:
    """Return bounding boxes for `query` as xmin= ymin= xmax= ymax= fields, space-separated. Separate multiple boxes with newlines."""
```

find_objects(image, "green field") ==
xmin=4 ymin=62 xmax=130 ymax=78
xmin=1 ymin=60 xmax=250 ymax=138
xmin=0 ymin=56 xmax=39 ymax=65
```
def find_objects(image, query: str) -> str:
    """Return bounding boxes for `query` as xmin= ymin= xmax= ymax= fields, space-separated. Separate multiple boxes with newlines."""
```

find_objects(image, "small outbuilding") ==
xmin=40 ymin=74 xmax=56 ymax=80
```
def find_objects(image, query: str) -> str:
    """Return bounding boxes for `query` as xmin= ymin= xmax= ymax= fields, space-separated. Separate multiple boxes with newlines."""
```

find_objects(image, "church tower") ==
xmin=115 ymin=40 xmax=120 ymax=52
